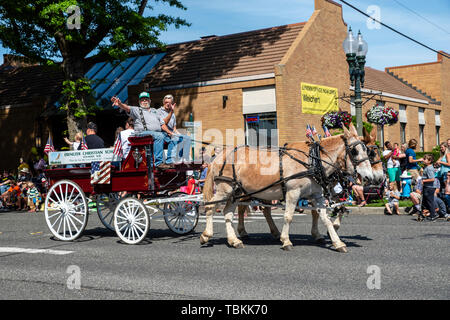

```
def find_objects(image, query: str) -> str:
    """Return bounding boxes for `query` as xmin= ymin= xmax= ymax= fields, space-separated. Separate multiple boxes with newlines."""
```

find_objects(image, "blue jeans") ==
xmin=135 ymin=131 xmax=165 ymax=166
xmin=163 ymin=133 xmax=191 ymax=164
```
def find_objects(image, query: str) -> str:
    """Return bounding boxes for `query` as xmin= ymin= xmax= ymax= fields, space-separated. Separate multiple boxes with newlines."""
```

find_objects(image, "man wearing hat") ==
xmin=85 ymin=121 xmax=105 ymax=149
xmin=111 ymin=92 xmax=168 ymax=168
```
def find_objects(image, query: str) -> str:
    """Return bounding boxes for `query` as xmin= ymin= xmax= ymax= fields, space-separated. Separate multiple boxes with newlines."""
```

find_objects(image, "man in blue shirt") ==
xmin=405 ymin=139 xmax=423 ymax=182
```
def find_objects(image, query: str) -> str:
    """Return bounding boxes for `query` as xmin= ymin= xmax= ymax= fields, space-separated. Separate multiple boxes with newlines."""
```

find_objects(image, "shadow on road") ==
xmin=200 ymin=233 xmax=373 ymax=251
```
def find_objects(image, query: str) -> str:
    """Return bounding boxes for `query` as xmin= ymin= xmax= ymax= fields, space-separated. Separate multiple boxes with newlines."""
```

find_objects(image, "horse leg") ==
xmin=280 ymin=189 xmax=300 ymax=251
xmin=237 ymin=205 xmax=249 ymax=239
xmin=315 ymin=204 xmax=347 ymax=253
xmin=332 ymin=209 xmax=345 ymax=231
xmin=311 ymin=209 xmax=326 ymax=244
xmin=200 ymin=202 xmax=216 ymax=245
xmin=262 ymin=206 xmax=280 ymax=239
xmin=223 ymin=200 xmax=243 ymax=248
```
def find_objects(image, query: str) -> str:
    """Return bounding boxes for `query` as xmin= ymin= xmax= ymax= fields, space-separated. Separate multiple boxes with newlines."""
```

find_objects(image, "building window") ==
xmin=436 ymin=126 xmax=440 ymax=146
xmin=245 ymin=112 xmax=278 ymax=147
xmin=400 ymin=123 xmax=406 ymax=144
xmin=419 ymin=125 xmax=425 ymax=152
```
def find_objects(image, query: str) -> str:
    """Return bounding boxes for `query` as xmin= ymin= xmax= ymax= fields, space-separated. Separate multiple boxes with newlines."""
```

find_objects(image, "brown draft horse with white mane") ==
xmin=200 ymin=124 xmax=374 ymax=252
xmin=234 ymin=126 xmax=385 ymax=243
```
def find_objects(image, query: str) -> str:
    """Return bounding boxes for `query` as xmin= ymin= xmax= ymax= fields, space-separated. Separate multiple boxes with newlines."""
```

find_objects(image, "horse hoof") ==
xmin=234 ymin=242 xmax=244 ymax=249
xmin=316 ymin=238 xmax=326 ymax=245
xmin=282 ymin=245 xmax=294 ymax=251
xmin=199 ymin=234 xmax=209 ymax=245
xmin=336 ymin=246 xmax=348 ymax=253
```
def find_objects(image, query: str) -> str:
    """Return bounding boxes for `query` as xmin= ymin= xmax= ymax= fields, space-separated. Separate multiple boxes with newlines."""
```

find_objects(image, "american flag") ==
xmin=91 ymin=161 xmax=111 ymax=184
xmin=311 ymin=125 xmax=318 ymax=136
xmin=80 ymin=135 xmax=88 ymax=150
xmin=323 ymin=125 xmax=332 ymax=137
xmin=306 ymin=124 xmax=313 ymax=138
xmin=44 ymin=136 xmax=55 ymax=154
xmin=112 ymin=134 xmax=123 ymax=160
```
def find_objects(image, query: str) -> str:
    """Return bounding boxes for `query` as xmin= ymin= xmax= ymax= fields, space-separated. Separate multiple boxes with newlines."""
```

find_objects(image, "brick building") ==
xmin=0 ymin=0 xmax=448 ymax=170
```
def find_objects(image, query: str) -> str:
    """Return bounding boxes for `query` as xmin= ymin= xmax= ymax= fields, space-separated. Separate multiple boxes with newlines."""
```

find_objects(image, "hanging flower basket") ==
xmin=366 ymin=104 xmax=398 ymax=126
xmin=321 ymin=110 xmax=352 ymax=129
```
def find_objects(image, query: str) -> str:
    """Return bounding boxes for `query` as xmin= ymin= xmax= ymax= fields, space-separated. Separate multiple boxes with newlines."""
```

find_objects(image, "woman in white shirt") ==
xmin=383 ymin=141 xmax=400 ymax=189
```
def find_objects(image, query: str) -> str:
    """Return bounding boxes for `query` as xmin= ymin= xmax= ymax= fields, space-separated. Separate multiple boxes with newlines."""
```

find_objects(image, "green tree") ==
xmin=0 ymin=0 xmax=189 ymax=137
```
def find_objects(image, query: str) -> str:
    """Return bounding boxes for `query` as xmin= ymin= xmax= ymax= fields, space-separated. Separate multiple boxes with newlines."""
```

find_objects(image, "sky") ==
xmin=0 ymin=0 xmax=449 ymax=70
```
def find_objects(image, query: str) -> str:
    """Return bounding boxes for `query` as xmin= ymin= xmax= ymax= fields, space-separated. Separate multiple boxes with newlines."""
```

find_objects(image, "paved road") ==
xmin=0 ymin=209 xmax=449 ymax=300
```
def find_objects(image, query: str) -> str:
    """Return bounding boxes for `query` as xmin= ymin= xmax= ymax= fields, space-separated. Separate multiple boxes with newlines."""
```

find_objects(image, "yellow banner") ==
xmin=301 ymin=82 xmax=338 ymax=115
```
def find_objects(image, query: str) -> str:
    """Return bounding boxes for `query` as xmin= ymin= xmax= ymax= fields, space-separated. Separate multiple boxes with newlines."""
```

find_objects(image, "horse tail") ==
xmin=203 ymin=165 xmax=215 ymax=202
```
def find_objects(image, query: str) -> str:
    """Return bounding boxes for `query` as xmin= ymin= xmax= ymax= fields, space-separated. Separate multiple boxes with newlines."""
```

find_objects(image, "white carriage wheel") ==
xmin=44 ymin=180 xmax=89 ymax=241
xmin=96 ymin=193 xmax=120 ymax=231
xmin=114 ymin=197 xmax=150 ymax=244
xmin=163 ymin=192 xmax=199 ymax=235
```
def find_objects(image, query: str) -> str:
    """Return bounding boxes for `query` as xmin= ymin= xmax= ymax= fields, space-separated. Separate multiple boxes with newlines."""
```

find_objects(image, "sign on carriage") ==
xmin=48 ymin=148 xmax=115 ymax=165
xmin=301 ymin=82 xmax=338 ymax=115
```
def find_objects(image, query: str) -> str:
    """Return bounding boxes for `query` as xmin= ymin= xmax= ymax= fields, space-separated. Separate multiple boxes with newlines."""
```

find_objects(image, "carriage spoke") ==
xmin=67 ymin=212 xmax=84 ymax=225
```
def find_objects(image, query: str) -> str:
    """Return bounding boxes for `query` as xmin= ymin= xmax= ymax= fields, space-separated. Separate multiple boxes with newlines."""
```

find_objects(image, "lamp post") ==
xmin=343 ymin=28 xmax=368 ymax=136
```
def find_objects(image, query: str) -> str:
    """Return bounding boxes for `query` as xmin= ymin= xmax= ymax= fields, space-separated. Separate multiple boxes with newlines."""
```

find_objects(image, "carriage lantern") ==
xmin=343 ymin=27 xmax=368 ymax=136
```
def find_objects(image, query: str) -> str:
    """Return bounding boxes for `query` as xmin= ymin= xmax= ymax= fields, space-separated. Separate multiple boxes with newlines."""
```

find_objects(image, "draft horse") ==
xmin=200 ymin=124 xmax=374 ymax=252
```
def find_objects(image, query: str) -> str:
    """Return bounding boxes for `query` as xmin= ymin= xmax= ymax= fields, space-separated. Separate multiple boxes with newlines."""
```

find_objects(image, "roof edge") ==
xmin=385 ymin=61 xmax=442 ymax=72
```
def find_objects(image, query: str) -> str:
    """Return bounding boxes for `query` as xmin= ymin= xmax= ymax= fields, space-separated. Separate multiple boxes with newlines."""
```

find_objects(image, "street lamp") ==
xmin=343 ymin=28 xmax=368 ymax=135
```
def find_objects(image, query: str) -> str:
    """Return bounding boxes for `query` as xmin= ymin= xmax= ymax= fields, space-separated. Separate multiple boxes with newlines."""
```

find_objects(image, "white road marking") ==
xmin=0 ymin=247 xmax=74 ymax=255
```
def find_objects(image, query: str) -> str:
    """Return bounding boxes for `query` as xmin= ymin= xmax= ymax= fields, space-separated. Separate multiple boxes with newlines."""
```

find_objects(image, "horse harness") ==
xmin=212 ymin=139 xmax=370 ymax=204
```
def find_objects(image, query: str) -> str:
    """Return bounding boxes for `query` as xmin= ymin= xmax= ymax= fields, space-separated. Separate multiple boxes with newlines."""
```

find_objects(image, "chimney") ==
xmin=437 ymin=51 xmax=447 ymax=62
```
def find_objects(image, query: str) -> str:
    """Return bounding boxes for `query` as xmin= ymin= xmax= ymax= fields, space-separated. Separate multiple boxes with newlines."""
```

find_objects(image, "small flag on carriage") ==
xmin=91 ymin=161 xmax=111 ymax=184
xmin=306 ymin=125 xmax=313 ymax=138
xmin=80 ymin=135 xmax=88 ymax=150
xmin=311 ymin=125 xmax=318 ymax=136
xmin=323 ymin=125 xmax=331 ymax=137
xmin=112 ymin=134 xmax=123 ymax=160
xmin=44 ymin=135 xmax=55 ymax=155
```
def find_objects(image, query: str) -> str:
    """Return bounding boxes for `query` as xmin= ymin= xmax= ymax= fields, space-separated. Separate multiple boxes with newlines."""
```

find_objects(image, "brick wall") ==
xmin=386 ymin=62 xmax=442 ymax=102
xmin=275 ymin=0 xmax=350 ymax=145
xmin=0 ymin=103 xmax=43 ymax=171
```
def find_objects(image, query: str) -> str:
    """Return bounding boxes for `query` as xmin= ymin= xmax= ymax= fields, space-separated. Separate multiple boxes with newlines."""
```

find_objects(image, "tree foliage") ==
xmin=0 ymin=0 xmax=189 ymax=136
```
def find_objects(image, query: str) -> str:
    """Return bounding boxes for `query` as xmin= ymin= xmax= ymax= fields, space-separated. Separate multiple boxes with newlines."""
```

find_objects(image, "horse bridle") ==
xmin=366 ymin=144 xmax=382 ymax=165
xmin=345 ymin=139 xmax=371 ymax=167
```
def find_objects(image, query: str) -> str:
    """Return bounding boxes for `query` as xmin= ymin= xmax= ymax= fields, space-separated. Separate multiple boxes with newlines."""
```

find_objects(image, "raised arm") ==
xmin=111 ymin=96 xmax=131 ymax=113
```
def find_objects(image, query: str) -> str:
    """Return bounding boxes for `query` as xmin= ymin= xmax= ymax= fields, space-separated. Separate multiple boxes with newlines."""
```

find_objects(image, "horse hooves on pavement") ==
xmin=336 ymin=246 xmax=348 ymax=253
xmin=282 ymin=245 xmax=294 ymax=251
xmin=234 ymin=242 xmax=245 ymax=249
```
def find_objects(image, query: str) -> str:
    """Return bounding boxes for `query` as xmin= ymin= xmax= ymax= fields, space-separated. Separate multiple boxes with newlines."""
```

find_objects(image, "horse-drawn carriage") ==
xmin=44 ymin=135 xmax=204 ymax=244
xmin=44 ymin=124 xmax=384 ymax=252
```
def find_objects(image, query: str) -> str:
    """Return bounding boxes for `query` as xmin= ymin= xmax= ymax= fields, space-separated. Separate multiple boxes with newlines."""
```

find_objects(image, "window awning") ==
xmin=86 ymin=53 xmax=165 ymax=109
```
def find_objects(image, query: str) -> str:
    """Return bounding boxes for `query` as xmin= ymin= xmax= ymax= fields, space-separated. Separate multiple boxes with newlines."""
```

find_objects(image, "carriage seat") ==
xmin=127 ymin=135 xmax=170 ymax=149
xmin=128 ymin=136 xmax=154 ymax=147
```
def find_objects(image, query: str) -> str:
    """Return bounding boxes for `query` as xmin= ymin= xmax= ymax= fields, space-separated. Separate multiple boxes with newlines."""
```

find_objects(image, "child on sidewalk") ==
xmin=421 ymin=154 xmax=438 ymax=221
xmin=27 ymin=182 xmax=41 ymax=213
xmin=385 ymin=182 xmax=400 ymax=215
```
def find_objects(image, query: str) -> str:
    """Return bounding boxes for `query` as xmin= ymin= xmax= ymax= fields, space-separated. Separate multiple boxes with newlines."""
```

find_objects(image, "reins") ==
xmin=205 ymin=137 xmax=369 ymax=206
